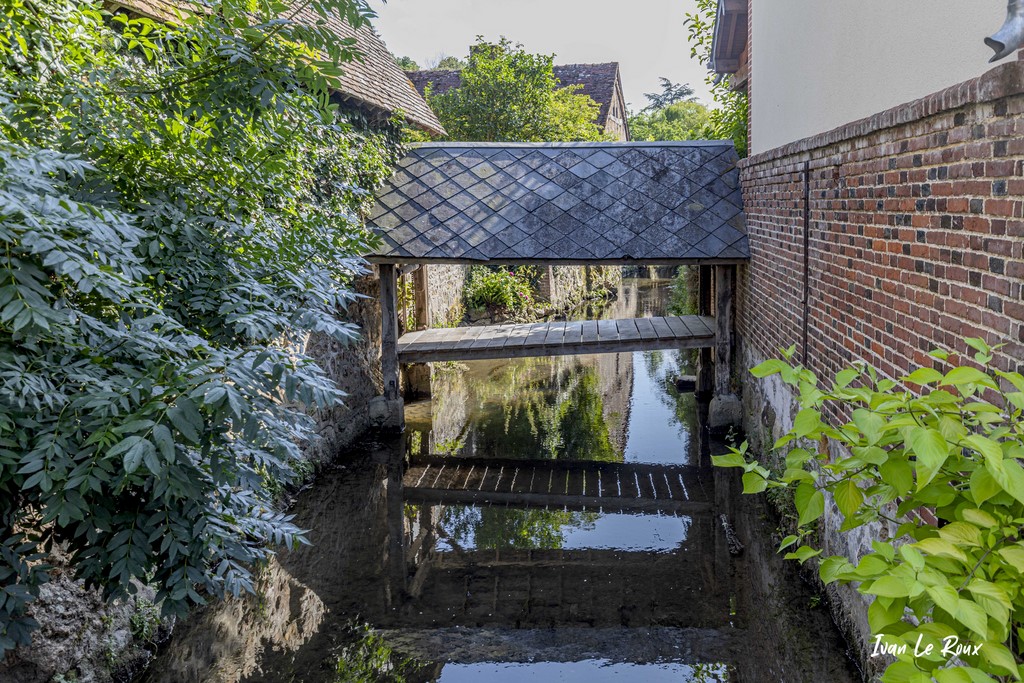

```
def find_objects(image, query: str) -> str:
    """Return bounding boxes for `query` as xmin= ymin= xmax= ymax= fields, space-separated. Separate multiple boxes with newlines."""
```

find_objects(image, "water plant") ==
xmin=715 ymin=339 xmax=1024 ymax=681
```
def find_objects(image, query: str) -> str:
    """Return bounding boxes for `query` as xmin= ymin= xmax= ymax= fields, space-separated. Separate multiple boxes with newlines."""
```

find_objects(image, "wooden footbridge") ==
xmin=366 ymin=141 xmax=749 ymax=429
xmin=397 ymin=315 xmax=715 ymax=363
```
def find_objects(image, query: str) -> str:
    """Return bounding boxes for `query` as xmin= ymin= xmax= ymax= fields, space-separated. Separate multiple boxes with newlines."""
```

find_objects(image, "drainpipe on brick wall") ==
xmin=987 ymin=0 xmax=1024 ymax=62
xmin=801 ymin=162 xmax=811 ymax=365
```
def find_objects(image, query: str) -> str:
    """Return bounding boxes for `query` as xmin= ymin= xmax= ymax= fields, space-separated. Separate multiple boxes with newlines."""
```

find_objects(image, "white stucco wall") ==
xmin=751 ymin=0 xmax=1007 ymax=154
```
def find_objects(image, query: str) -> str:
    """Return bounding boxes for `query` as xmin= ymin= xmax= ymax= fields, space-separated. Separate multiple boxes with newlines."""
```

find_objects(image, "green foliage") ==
xmin=629 ymin=100 xmax=712 ymax=142
xmin=641 ymin=77 xmax=696 ymax=112
xmin=433 ymin=55 xmax=468 ymax=70
xmin=667 ymin=267 xmax=699 ymax=316
xmin=0 ymin=0 xmax=401 ymax=655
xmin=716 ymin=340 xmax=1024 ymax=681
xmin=394 ymin=54 xmax=419 ymax=71
xmin=684 ymin=0 xmax=750 ymax=156
xmin=129 ymin=598 xmax=162 ymax=643
xmin=428 ymin=37 xmax=607 ymax=142
xmin=464 ymin=266 xmax=536 ymax=315
xmin=333 ymin=622 xmax=426 ymax=682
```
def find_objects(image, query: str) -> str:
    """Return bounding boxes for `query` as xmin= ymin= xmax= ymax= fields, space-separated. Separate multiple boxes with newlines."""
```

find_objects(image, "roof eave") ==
xmin=709 ymin=0 xmax=748 ymax=77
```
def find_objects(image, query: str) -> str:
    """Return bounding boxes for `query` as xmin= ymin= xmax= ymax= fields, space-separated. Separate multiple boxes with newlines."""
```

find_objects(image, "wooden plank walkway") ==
xmin=398 ymin=315 xmax=716 ymax=363
xmin=403 ymin=456 xmax=712 ymax=515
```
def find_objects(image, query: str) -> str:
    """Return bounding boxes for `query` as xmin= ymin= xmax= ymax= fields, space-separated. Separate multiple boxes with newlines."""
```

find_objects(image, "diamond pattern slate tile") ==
xmin=585 ymin=192 xmax=617 ymax=212
xmin=448 ymin=192 xmax=478 ymax=212
xmin=368 ymin=143 xmax=749 ymax=262
xmin=552 ymin=192 xmax=581 ymax=212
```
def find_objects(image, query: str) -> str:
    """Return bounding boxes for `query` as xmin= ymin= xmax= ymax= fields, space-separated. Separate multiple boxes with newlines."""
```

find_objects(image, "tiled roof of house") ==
xmin=115 ymin=0 xmax=444 ymax=135
xmin=553 ymin=63 xmax=621 ymax=131
xmin=406 ymin=63 xmax=624 ymax=131
xmin=367 ymin=142 xmax=748 ymax=263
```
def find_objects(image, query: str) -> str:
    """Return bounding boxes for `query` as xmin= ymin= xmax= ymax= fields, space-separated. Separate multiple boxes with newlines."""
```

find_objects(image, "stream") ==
xmin=140 ymin=277 xmax=862 ymax=682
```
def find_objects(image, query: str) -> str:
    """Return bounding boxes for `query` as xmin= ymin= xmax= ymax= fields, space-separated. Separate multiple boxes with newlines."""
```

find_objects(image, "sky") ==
xmin=368 ymin=0 xmax=714 ymax=114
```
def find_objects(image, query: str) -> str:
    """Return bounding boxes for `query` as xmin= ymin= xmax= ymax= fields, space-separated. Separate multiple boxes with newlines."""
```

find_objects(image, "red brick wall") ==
xmin=738 ymin=61 xmax=1024 ymax=390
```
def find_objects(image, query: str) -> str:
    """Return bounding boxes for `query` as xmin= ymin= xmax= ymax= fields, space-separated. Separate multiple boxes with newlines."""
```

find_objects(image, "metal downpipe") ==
xmin=987 ymin=0 xmax=1024 ymax=62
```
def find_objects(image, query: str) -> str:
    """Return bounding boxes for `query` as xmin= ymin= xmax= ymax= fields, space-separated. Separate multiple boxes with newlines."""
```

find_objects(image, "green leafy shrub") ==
xmin=716 ymin=339 xmax=1024 ymax=681
xmin=0 ymin=0 xmax=400 ymax=654
xmin=464 ymin=266 xmax=536 ymax=315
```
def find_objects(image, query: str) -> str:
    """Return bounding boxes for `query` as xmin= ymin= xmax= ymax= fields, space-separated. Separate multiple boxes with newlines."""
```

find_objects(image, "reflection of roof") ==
xmin=406 ymin=63 xmax=624 ymax=130
xmin=115 ymin=0 xmax=444 ymax=135
xmin=368 ymin=142 xmax=749 ymax=264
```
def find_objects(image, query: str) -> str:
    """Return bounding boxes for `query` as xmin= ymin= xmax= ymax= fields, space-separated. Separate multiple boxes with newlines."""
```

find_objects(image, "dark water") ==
xmin=140 ymin=278 xmax=861 ymax=683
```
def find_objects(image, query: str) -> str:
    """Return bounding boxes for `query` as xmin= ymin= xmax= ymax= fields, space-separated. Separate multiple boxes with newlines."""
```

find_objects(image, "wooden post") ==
xmin=413 ymin=264 xmax=430 ymax=331
xmin=385 ymin=452 xmax=407 ymax=605
xmin=380 ymin=263 xmax=400 ymax=402
xmin=714 ymin=264 xmax=733 ymax=397
xmin=697 ymin=265 xmax=714 ymax=400
xmin=709 ymin=264 xmax=741 ymax=432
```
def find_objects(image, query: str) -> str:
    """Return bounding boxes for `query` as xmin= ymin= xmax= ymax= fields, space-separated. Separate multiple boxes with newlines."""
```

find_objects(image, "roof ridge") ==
xmin=410 ymin=141 xmax=734 ymax=148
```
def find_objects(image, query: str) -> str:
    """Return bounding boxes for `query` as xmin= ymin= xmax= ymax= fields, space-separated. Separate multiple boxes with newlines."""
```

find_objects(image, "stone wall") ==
xmin=425 ymin=264 xmax=468 ymax=328
xmin=304 ymin=269 xmax=385 ymax=463
xmin=538 ymin=265 xmax=622 ymax=311
xmin=736 ymin=59 xmax=1024 ymax=672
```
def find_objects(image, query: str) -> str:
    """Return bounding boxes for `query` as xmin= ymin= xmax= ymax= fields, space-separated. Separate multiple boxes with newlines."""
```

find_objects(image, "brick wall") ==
xmin=736 ymin=59 xmax=1024 ymax=671
xmin=740 ymin=60 xmax=1024 ymax=390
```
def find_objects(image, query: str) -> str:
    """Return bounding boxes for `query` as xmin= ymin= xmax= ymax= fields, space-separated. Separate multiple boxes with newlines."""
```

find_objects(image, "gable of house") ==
xmin=113 ymin=0 xmax=444 ymax=135
xmin=406 ymin=62 xmax=631 ymax=140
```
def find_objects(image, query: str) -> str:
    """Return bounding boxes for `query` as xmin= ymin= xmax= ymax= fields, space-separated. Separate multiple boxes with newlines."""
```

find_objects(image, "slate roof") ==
xmin=116 ymin=0 xmax=444 ymax=135
xmin=367 ymin=142 xmax=749 ymax=263
xmin=406 ymin=63 xmax=624 ymax=132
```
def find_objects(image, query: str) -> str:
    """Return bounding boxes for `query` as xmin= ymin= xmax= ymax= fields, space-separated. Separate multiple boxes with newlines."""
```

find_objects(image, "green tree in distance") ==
xmin=630 ymin=100 xmax=712 ymax=142
xmin=628 ymin=77 xmax=709 ymax=142
xmin=433 ymin=55 xmax=468 ymax=70
xmin=641 ymin=77 xmax=696 ymax=112
xmin=0 ymin=0 xmax=399 ymax=654
xmin=426 ymin=37 xmax=606 ymax=142
xmin=394 ymin=54 xmax=420 ymax=71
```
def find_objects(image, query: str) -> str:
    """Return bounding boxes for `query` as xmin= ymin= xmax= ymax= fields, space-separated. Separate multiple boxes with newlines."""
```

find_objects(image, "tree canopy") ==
xmin=629 ymin=100 xmax=712 ymax=142
xmin=426 ymin=38 xmax=606 ymax=143
xmin=433 ymin=55 xmax=468 ymax=70
xmin=0 ymin=0 xmax=400 ymax=654
xmin=394 ymin=54 xmax=420 ymax=71
xmin=641 ymin=77 xmax=696 ymax=112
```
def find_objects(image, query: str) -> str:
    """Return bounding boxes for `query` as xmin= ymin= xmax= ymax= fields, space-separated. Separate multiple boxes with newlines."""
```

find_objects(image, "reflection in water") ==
xmin=407 ymin=278 xmax=699 ymax=466
xmin=433 ymin=505 xmax=601 ymax=551
xmin=436 ymin=661 xmax=727 ymax=682
xmin=433 ymin=505 xmax=690 ymax=553
xmin=139 ymin=276 xmax=859 ymax=683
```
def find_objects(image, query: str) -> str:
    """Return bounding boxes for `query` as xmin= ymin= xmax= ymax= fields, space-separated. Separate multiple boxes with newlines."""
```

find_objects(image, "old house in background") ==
xmin=406 ymin=62 xmax=631 ymax=140
xmin=712 ymin=0 xmax=1024 ymax=671
xmin=116 ymin=0 xmax=444 ymax=135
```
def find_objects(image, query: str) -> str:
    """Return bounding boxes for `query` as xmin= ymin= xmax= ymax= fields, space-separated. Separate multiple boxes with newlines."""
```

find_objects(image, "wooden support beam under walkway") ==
xmin=397 ymin=315 xmax=715 ymax=363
